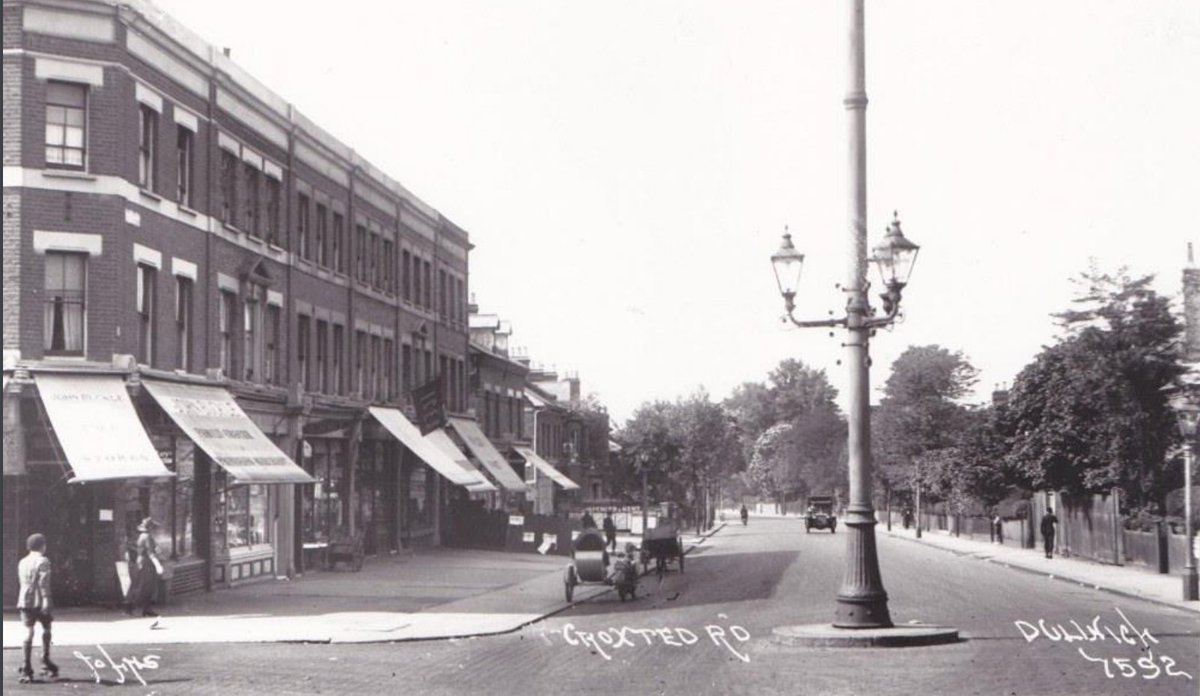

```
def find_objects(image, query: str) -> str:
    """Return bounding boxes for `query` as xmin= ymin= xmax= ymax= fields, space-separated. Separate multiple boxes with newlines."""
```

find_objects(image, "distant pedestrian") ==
xmin=602 ymin=512 xmax=617 ymax=552
xmin=580 ymin=510 xmax=597 ymax=530
xmin=1040 ymin=509 xmax=1058 ymax=559
xmin=740 ymin=504 xmax=748 ymax=526
xmin=17 ymin=533 xmax=57 ymax=682
xmin=125 ymin=518 xmax=163 ymax=617
xmin=992 ymin=513 xmax=1003 ymax=544
xmin=902 ymin=506 xmax=913 ymax=530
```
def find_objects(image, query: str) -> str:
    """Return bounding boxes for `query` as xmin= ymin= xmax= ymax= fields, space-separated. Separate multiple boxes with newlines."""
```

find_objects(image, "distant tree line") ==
xmin=610 ymin=266 xmax=1192 ymax=524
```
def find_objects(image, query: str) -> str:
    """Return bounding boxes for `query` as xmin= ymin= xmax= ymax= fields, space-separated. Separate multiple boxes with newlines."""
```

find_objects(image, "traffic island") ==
xmin=771 ymin=623 xmax=960 ymax=648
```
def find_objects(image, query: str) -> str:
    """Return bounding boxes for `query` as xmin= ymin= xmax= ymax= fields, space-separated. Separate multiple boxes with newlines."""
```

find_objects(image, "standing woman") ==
xmin=125 ymin=518 xmax=163 ymax=617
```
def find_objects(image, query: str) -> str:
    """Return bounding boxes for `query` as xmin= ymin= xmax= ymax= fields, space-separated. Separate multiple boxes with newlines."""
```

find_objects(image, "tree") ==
xmin=673 ymin=389 xmax=743 ymax=531
xmin=615 ymin=401 xmax=681 ymax=502
xmin=724 ymin=359 xmax=845 ymax=502
xmin=746 ymin=423 xmax=799 ymax=504
xmin=874 ymin=345 xmax=980 ymax=501
xmin=1005 ymin=268 xmax=1184 ymax=510
xmin=954 ymin=405 xmax=1016 ymax=510
xmin=768 ymin=359 xmax=841 ymax=423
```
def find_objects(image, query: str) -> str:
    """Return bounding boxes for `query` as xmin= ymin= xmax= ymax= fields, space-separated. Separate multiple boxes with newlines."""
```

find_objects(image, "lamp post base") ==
xmin=772 ymin=623 xmax=959 ymax=648
xmin=832 ymin=511 xmax=893 ymax=629
xmin=1183 ymin=567 xmax=1198 ymax=601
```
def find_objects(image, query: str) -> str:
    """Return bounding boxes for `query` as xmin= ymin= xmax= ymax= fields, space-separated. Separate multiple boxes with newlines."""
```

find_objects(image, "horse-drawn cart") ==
xmin=640 ymin=518 xmax=684 ymax=578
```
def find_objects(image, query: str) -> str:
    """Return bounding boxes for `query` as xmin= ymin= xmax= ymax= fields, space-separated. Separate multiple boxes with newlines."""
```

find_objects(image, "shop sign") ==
xmin=412 ymin=374 xmax=447 ymax=435
xmin=509 ymin=515 xmax=525 ymax=526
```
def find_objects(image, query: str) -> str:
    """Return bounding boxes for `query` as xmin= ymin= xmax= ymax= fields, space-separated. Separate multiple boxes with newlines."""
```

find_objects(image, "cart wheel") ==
xmin=564 ymin=566 xmax=577 ymax=602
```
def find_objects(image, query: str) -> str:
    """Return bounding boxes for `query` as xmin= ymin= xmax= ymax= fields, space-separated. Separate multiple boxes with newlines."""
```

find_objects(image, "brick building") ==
xmin=2 ymin=0 xmax=493 ymax=606
xmin=468 ymin=310 xmax=580 ymax=517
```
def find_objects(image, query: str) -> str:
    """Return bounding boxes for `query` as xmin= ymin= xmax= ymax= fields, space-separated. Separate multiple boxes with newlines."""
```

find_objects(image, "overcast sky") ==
xmin=151 ymin=0 xmax=1200 ymax=424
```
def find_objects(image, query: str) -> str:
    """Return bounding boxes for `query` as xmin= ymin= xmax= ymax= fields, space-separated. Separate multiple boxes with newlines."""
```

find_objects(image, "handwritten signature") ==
xmin=562 ymin=622 xmax=751 ymax=662
xmin=1014 ymin=608 xmax=1192 ymax=681
xmin=72 ymin=645 xmax=162 ymax=686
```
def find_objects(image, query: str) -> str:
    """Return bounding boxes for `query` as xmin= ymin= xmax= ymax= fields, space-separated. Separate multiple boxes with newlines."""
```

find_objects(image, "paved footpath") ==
xmin=879 ymin=523 xmax=1199 ymax=615
xmin=1 ymin=526 xmax=723 ymax=647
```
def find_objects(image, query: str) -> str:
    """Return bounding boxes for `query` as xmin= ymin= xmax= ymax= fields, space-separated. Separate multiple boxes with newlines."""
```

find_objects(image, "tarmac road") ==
xmin=5 ymin=518 xmax=1197 ymax=695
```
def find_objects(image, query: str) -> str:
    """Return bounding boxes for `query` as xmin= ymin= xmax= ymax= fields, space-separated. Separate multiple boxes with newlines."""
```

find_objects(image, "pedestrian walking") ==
xmin=16 ymin=533 xmax=57 ymax=682
xmin=602 ymin=511 xmax=617 ymax=552
xmin=740 ymin=504 xmax=748 ymax=526
xmin=902 ymin=506 xmax=913 ymax=529
xmin=125 ymin=517 xmax=163 ymax=617
xmin=1040 ymin=508 xmax=1058 ymax=559
xmin=992 ymin=513 xmax=1003 ymax=544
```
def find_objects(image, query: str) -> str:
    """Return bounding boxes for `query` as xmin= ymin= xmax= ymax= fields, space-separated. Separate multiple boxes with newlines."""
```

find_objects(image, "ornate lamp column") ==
xmin=771 ymin=0 xmax=919 ymax=630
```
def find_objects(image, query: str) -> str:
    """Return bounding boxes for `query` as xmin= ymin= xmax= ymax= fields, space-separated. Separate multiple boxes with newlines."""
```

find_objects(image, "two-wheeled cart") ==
xmin=640 ymin=519 xmax=684 ymax=579
xmin=563 ymin=529 xmax=639 ymax=602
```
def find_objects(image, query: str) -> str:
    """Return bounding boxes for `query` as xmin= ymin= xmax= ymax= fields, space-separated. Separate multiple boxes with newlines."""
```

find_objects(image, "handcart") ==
xmin=563 ymin=529 xmax=639 ymax=602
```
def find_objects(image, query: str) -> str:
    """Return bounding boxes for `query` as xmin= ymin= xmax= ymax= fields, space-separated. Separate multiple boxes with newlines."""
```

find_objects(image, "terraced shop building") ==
xmin=2 ymin=0 xmax=495 ymax=606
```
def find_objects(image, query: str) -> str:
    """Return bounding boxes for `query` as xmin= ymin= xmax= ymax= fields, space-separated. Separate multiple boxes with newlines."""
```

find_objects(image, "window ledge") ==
xmin=222 ymin=223 xmax=241 ymax=235
xmin=178 ymin=205 xmax=199 ymax=218
xmin=267 ymin=243 xmax=286 ymax=254
xmin=139 ymin=188 xmax=163 ymax=203
xmin=42 ymin=169 xmax=96 ymax=181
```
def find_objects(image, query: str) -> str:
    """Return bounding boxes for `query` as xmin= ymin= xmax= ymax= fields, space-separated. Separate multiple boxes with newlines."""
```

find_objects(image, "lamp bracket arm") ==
xmin=861 ymin=303 xmax=901 ymax=329
xmin=784 ymin=309 xmax=847 ymax=329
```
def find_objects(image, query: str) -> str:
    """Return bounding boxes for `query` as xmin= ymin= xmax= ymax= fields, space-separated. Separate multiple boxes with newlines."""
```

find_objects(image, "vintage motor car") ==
xmin=805 ymin=496 xmax=837 ymax=533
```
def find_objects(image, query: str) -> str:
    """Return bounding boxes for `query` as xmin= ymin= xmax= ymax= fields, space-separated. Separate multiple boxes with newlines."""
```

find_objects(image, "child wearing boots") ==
xmin=16 ymin=533 xmax=57 ymax=682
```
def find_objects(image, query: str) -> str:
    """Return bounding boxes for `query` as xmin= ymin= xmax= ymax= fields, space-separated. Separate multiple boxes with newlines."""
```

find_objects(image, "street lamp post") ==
xmin=770 ymin=0 xmax=920 ymax=629
xmin=1169 ymin=392 xmax=1199 ymax=601
xmin=638 ymin=451 xmax=651 ymax=536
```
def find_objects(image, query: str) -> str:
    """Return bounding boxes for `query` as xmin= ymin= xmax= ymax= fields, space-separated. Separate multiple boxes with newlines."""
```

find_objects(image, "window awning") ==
xmin=34 ymin=373 xmax=173 ymax=482
xmin=515 ymin=446 xmax=580 ymax=490
xmin=447 ymin=417 xmax=527 ymax=493
xmin=367 ymin=407 xmax=491 ymax=490
xmin=142 ymin=380 xmax=314 ymax=484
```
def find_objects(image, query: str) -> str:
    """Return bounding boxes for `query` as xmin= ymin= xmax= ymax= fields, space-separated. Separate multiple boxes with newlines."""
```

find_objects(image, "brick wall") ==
xmin=2 ymin=193 xmax=20 ymax=348
xmin=6 ymin=1 xmax=472 ymax=411
xmin=2 ymin=55 xmax=21 ymax=166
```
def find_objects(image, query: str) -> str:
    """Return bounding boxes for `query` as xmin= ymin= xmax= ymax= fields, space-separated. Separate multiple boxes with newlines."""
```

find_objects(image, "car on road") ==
xmin=805 ymin=496 xmax=837 ymax=533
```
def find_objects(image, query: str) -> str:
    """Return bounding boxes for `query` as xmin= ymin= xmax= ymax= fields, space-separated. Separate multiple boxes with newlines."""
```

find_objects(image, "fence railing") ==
xmin=879 ymin=493 xmax=1194 ymax=574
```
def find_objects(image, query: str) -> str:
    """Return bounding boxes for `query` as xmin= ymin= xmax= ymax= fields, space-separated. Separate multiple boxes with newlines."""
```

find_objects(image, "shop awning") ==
xmin=367 ymin=407 xmax=490 ymax=490
xmin=423 ymin=427 xmax=498 ymax=492
xmin=515 ymin=446 xmax=580 ymax=490
xmin=142 ymin=380 xmax=314 ymax=484
xmin=34 ymin=373 xmax=173 ymax=482
xmin=447 ymin=417 xmax=527 ymax=493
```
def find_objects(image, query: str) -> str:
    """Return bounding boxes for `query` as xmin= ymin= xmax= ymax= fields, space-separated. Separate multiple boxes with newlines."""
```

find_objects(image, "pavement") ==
xmin=1 ymin=526 xmax=724 ymax=647
xmin=878 ymin=522 xmax=1200 ymax=615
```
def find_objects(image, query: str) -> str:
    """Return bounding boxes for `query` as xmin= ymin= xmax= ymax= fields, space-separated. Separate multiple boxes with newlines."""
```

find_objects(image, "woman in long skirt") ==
xmin=124 ymin=518 xmax=161 ymax=617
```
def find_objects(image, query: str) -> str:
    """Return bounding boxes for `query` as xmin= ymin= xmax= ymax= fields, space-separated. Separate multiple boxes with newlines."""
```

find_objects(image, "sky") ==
xmin=150 ymin=0 xmax=1200 ymax=424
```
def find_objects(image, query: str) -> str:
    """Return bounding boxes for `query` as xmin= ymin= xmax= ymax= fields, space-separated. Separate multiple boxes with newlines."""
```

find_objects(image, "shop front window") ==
xmin=303 ymin=439 xmax=345 ymax=543
xmin=356 ymin=440 xmax=379 ymax=554
xmin=115 ymin=437 xmax=198 ymax=566
xmin=409 ymin=465 xmax=429 ymax=528
xmin=212 ymin=468 xmax=269 ymax=550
